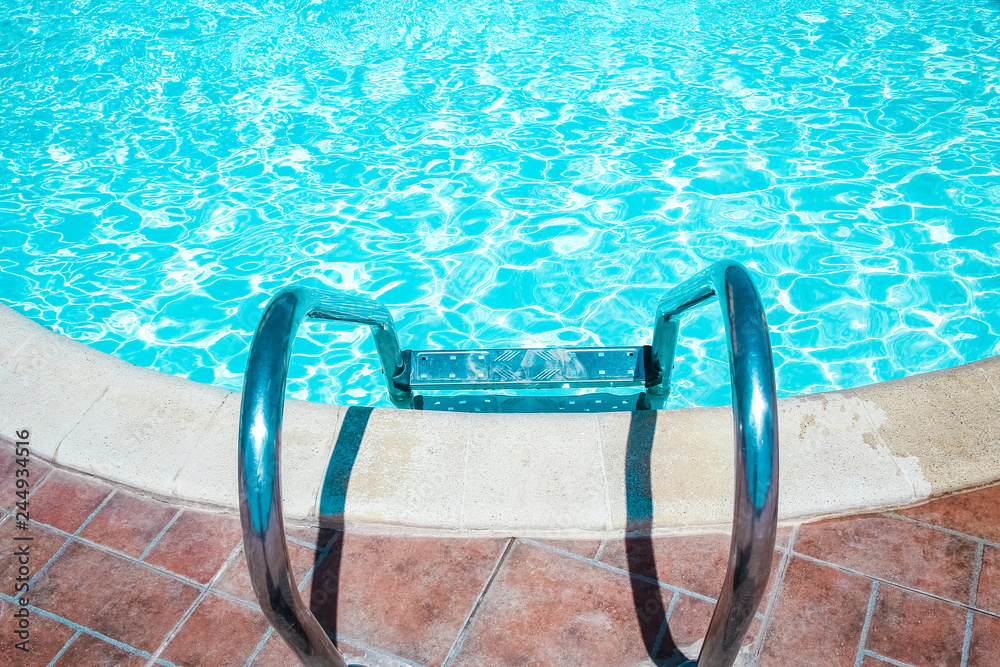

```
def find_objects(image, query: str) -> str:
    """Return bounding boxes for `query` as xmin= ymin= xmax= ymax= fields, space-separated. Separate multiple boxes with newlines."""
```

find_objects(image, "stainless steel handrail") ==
xmin=648 ymin=260 xmax=779 ymax=666
xmin=238 ymin=286 xmax=411 ymax=667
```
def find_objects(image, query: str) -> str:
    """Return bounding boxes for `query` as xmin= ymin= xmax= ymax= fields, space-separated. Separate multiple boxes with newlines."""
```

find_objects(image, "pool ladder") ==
xmin=238 ymin=260 xmax=779 ymax=667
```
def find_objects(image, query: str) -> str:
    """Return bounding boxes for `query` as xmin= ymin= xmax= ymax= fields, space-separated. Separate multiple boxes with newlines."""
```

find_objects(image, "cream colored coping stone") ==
xmin=1 ymin=302 xmax=999 ymax=537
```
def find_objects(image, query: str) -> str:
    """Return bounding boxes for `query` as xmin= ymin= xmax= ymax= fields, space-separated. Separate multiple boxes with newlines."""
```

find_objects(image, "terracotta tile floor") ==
xmin=1 ymin=444 xmax=998 ymax=666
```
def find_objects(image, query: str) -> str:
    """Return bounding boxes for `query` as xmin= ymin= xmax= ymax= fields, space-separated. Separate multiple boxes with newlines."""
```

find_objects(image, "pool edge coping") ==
xmin=2 ymin=302 xmax=999 ymax=536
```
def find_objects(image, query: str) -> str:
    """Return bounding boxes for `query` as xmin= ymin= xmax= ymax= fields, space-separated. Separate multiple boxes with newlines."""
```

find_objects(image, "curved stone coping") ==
xmin=2 ymin=302 xmax=999 ymax=536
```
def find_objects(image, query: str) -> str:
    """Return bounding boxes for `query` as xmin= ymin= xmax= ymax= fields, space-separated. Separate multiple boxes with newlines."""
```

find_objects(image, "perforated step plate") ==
xmin=413 ymin=392 xmax=651 ymax=413
xmin=408 ymin=346 xmax=649 ymax=390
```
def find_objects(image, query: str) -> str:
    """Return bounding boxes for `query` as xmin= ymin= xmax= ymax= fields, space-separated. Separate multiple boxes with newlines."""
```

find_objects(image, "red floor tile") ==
xmin=27 ymin=470 xmax=112 ymax=533
xmin=865 ymin=584 xmax=966 ymax=667
xmin=758 ymin=557 xmax=871 ymax=667
xmin=0 ymin=443 xmax=51 ymax=511
xmin=79 ymin=491 xmax=177 ymax=557
xmin=214 ymin=540 xmax=320 ymax=605
xmin=795 ymin=515 xmax=976 ymax=602
xmin=450 ymin=541 xmax=673 ymax=666
xmin=162 ymin=595 xmax=270 ymax=667
xmin=31 ymin=541 xmax=200 ymax=652
xmin=53 ymin=633 xmax=147 ymax=666
xmin=967 ymin=611 xmax=1000 ymax=667
xmin=975 ymin=545 xmax=1000 ymax=615
xmin=0 ymin=518 xmax=67 ymax=585
xmin=307 ymin=534 xmax=508 ymax=666
xmin=0 ymin=598 xmax=75 ymax=666
xmin=533 ymin=538 xmax=603 ymax=559
xmin=897 ymin=484 xmax=1000 ymax=543
xmin=143 ymin=509 xmax=243 ymax=584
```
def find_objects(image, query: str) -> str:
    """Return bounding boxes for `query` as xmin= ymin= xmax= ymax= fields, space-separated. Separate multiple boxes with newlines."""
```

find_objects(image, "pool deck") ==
xmin=1 ymin=447 xmax=998 ymax=667
xmin=1 ymin=302 xmax=999 ymax=536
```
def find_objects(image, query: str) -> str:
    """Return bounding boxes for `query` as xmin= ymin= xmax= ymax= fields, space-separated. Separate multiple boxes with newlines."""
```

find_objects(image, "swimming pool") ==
xmin=2 ymin=0 xmax=999 ymax=408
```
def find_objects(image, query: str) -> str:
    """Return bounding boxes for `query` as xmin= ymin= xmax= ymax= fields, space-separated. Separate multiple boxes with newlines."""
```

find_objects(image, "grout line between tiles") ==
xmin=294 ymin=529 xmax=344 ymax=593
xmin=144 ymin=542 xmax=244 ymax=667
xmin=649 ymin=590 xmax=681 ymax=660
xmin=45 ymin=628 xmax=81 ymax=667
xmin=205 ymin=587 xmax=262 ymax=614
xmin=78 ymin=490 xmax=116 ymax=533
xmin=593 ymin=538 xmax=607 ymax=563
xmin=664 ymin=588 xmax=681 ymax=621
xmin=863 ymin=650 xmax=918 ymax=667
xmin=969 ymin=542 xmax=984 ymax=607
xmin=853 ymin=579 xmax=879 ymax=667
xmin=441 ymin=537 xmax=515 ymax=667
xmin=243 ymin=626 xmax=274 ymax=667
xmin=287 ymin=534 xmax=320 ymax=549
xmin=26 ymin=465 xmax=56 ymax=502
xmin=886 ymin=512 xmax=1000 ymax=550
xmin=754 ymin=524 xmax=799 ymax=661
xmin=960 ymin=608 xmax=974 ymax=667
xmin=139 ymin=509 xmax=182 ymax=561
xmin=961 ymin=542 xmax=984 ymax=667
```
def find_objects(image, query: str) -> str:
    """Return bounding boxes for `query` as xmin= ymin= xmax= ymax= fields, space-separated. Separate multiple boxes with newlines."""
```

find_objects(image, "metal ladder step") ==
xmin=408 ymin=346 xmax=650 ymax=390
xmin=413 ymin=391 xmax=651 ymax=413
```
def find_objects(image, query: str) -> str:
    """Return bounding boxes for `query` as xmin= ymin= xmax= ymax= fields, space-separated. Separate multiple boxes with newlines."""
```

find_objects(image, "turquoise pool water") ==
xmin=2 ymin=0 xmax=999 ymax=408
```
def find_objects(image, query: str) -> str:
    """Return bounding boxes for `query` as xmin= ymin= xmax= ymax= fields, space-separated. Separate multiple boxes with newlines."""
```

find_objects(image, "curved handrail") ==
xmin=238 ymin=286 xmax=411 ymax=667
xmin=648 ymin=260 xmax=779 ymax=666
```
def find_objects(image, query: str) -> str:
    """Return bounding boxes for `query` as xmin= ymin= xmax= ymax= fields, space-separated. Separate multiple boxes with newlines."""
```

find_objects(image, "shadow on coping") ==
xmin=301 ymin=406 xmax=696 ymax=665
xmin=308 ymin=405 xmax=373 ymax=659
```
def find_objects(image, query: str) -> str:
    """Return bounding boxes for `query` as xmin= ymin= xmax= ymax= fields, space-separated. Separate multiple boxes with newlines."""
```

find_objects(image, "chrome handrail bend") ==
xmin=648 ymin=260 xmax=779 ymax=666
xmin=238 ymin=286 xmax=411 ymax=667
